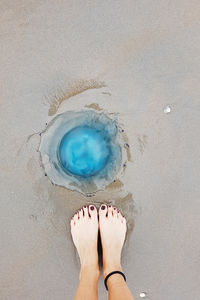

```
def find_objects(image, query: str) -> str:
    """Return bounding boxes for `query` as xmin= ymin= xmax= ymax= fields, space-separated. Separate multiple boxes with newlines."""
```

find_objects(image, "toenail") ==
xmin=101 ymin=205 xmax=106 ymax=210
xmin=114 ymin=208 xmax=116 ymax=210
xmin=108 ymin=205 xmax=111 ymax=207
xmin=90 ymin=206 xmax=94 ymax=211
xmin=83 ymin=206 xmax=86 ymax=208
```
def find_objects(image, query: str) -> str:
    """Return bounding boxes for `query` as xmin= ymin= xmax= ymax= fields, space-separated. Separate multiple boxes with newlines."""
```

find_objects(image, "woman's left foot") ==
xmin=71 ymin=205 xmax=99 ymax=277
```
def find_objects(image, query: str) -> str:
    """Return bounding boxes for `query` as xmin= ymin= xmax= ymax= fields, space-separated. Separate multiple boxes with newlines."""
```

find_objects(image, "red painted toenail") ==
xmin=90 ymin=206 xmax=94 ymax=210
xmin=101 ymin=205 xmax=106 ymax=210
xmin=114 ymin=208 xmax=116 ymax=210
xmin=83 ymin=206 xmax=86 ymax=208
xmin=108 ymin=205 xmax=111 ymax=207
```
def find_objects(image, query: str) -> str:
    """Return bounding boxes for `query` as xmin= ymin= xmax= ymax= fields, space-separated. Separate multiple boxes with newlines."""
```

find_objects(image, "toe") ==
xmin=83 ymin=206 xmax=89 ymax=218
xmin=89 ymin=205 xmax=97 ymax=219
xmin=117 ymin=209 xmax=121 ymax=218
xmin=113 ymin=207 xmax=118 ymax=217
xmin=99 ymin=204 xmax=107 ymax=218
xmin=107 ymin=205 xmax=114 ymax=217
xmin=117 ymin=210 xmax=125 ymax=223
xmin=78 ymin=208 xmax=84 ymax=219
xmin=74 ymin=212 xmax=79 ymax=223
xmin=122 ymin=216 xmax=127 ymax=224
xmin=70 ymin=218 xmax=75 ymax=227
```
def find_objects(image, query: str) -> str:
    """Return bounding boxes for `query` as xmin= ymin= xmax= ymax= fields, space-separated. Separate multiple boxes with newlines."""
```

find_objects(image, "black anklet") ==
xmin=104 ymin=271 xmax=126 ymax=291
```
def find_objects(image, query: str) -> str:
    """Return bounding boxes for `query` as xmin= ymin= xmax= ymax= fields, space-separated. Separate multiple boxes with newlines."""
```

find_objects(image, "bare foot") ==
xmin=99 ymin=204 xmax=127 ymax=278
xmin=71 ymin=205 xmax=99 ymax=278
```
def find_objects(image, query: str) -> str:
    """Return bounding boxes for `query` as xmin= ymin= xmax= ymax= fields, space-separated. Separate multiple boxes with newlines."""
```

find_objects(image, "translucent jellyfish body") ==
xmin=58 ymin=126 xmax=111 ymax=177
xmin=39 ymin=110 xmax=123 ymax=194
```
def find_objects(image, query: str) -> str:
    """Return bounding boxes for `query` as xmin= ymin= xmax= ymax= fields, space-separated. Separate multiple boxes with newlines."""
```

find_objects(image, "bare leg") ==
xmin=71 ymin=205 xmax=100 ymax=300
xmin=99 ymin=204 xmax=135 ymax=300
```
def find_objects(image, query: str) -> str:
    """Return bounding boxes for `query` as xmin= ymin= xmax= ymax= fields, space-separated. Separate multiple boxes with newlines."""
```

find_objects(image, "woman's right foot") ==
xmin=70 ymin=205 xmax=100 ymax=279
xmin=99 ymin=204 xmax=127 ymax=278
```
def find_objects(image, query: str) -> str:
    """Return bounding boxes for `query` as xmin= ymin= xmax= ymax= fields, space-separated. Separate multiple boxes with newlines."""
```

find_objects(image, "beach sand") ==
xmin=0 ymin=1 xmax=200 ymax=299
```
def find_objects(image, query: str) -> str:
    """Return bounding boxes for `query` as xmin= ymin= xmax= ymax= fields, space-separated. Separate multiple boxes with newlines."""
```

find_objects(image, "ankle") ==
xmin=80 ymin=265 xmax=100 ymax=281
xmin=103 ymin=262 xmax=122 ymax=279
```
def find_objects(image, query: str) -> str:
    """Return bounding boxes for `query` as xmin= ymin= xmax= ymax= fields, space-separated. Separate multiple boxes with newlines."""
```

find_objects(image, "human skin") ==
xmin=71 ymin=204 xmax=135 ymax=300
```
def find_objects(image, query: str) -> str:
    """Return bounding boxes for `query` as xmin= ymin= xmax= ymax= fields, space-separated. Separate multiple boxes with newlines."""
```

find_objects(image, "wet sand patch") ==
xmin=48 ymin=79 xmax=106 ymax=116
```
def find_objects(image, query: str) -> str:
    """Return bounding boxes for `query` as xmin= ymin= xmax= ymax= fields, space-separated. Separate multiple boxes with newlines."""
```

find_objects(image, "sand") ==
xmin=0 ymin=1 xmax=200 ymax=299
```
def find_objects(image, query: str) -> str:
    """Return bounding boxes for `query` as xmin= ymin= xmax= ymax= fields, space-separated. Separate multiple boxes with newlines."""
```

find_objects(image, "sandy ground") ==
xmin=0 ymin=1 xmax=200 ymax=299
